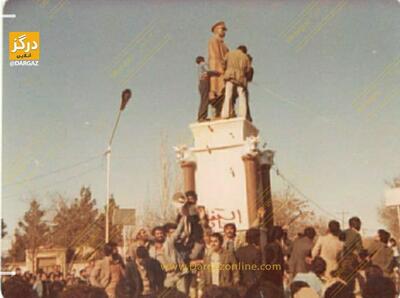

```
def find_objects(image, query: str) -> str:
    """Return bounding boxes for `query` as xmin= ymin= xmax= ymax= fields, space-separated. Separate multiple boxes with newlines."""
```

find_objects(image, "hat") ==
xmin=211 ymin=21 xmax=227 ymax=33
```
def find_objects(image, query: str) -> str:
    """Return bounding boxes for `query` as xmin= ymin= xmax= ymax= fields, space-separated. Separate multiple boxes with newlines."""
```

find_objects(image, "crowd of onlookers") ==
xmin=2 ymin=191 xmax=400 ymax=298
xmin=1 ymin=263 xmax=97 ymax=298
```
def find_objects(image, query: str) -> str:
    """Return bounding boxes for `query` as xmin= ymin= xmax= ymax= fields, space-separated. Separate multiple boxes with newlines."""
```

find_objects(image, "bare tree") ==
xmin=142 ymin=133 xmax=179 ymax=228
xmin=272 ymin=189 xmax=328 ymax=238
xmin=378 ymin=176 xmax=400 ymax=239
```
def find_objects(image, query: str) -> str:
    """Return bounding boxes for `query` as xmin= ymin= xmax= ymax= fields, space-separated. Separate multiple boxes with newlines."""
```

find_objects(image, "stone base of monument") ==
xmin=175 ymin=117 xmax=274 ymax=232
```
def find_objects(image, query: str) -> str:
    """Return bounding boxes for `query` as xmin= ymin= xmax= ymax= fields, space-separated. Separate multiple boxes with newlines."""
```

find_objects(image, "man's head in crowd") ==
xmin=358 ymin=249 xmax=369 ymax=263
xmin=364 ymin=276 xmax=396 ymax=298
xmin=290 ymin=281 xmax=311 ymax=297
xmin=237 ymin=45 xmax=247 ymax=54
xmin=290 ymin=280 xmax=309 ymax=295
xmin=210 ymin=233 xmax=224 ymax=253
xmin=328 ymin=220 xmax=341 ymax=237
xmin=103 ymin=242 xmax=114 ymax=257
xmin=304 ymin=227 xmax=316 ymax=240
xmin=268 ymin=225 xmax=284 ymax=242
xmin=108 ymin=241 xmax=118 ymax=254
xmin=15 ymin=267 xmax=21 ymax=276
xmin=181 ymin=192 xmax=199 ymax=217
xmin=135 ymin=228 xmax=149 ymax=242
xmin=223 ymin=223 xmax=237 ymax=239
xmin=23 ymin=271 xmax=31 ymax=279
xmin=311 ymin=257 xmax=326 ymax=277
xmin=349 ymin=216 xmax=361 ymax=231
xmin=365 ymin=264 xmax=384 ymax=280
xmin=202 ymin=285 xmax=240 ymax=298
xmin=195 ymin=56 xmax=205 ymax=65
xmin=152 ymin=226 xmax=166 ymax=243
xmin=163 ymin=222 xmax=177 ymax=238
xmin=245 ymin=228 xmax=260 ymax=246
xmin=377 ymin=229 xmax=390 ymax=244
xmin=185 ymin=191 xmax=198 ymax=204
xmin=324 ymin=281 xmax=354 ymax=298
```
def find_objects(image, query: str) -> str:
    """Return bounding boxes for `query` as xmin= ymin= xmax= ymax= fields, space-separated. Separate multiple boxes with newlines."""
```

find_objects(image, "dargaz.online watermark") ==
xmin=161 ymin=262 xmax=282 ymax=272
xmin=9 ymin=32 xmax=40 ymax=67
xmin=10 ymin=61 xmax=39 ymax=67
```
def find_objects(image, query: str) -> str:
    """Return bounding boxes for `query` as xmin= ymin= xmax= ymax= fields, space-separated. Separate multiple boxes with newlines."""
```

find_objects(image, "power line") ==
xmin=2 ymin=164 xmax=103 ymax=201
xmin=4 ymin=155 xmax=102 ymax=188
xmin=272 ymin=164 xmax=341 ymax=221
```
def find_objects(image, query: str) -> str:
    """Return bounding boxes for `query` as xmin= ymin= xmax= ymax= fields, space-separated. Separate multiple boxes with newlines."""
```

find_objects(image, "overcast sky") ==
xmin=2 ymin=0 xmax=400 ymax=250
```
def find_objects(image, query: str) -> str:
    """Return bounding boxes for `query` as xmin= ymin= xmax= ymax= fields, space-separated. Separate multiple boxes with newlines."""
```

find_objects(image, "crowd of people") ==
xmin=1 ymin=264 xmax=98 ymax=298
xmin=2 ymin=191 xmax=400 ymax=298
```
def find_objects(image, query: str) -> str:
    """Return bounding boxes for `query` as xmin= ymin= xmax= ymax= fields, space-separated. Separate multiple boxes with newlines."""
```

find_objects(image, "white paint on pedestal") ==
xmin=189 ymin=117 xmax=260 ymax=231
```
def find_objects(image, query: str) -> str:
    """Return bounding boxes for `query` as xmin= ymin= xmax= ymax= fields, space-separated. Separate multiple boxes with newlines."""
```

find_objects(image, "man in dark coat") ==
xmin=367 ymin=229 xmax=394 ymax=276
xmin=199 ymin=233 xmax=240 ymax=290
xmin=260 ymin=226 xmax=285 ymax=298
xmin=235 ymin=228 xmax=262 ymax=295
xmin=288 ymin=227 xmax=316 ymax=279
xmin=343 ymin=216 xmax=363 ymax=256
xmin=125 ymin=246 xmax=165 ymax=298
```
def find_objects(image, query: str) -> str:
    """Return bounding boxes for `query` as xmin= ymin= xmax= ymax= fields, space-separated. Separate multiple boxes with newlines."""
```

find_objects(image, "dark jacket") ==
xmin=49 ymin=280 xmax=64 ymax=298
xmin=288 ymin=236 xmax=314 ymax=276
xmin=200 ymin=248 xmax=240 ymax=289
xmin=260 ymin=241 xmax=285 ymax=298
xmin=235 ymin=244 xmax=262 ymax=289
xmin=125 ymin=258 xmax=165 ymax=298
xmin=367 ymin=240 xmax=394 ymax=275
xmin=343 ymin=228 xmax=363 ymax=255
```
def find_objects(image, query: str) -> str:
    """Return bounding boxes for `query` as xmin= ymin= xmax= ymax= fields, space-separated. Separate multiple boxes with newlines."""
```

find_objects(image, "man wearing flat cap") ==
xmin=208 ymin=21 xmax=229 ymax=118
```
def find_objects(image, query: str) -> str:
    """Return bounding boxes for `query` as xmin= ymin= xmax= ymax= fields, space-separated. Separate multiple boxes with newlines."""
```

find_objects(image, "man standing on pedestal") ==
xmin=208 ymin=21 xmax=229 ymax=118
xmin=195 ymin=56 xmax=220 ymax=122
xmin=221 ymin=45 xmax=251 ymax=119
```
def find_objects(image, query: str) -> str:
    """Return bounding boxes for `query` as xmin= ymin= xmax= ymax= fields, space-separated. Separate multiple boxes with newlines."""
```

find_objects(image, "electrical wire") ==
xmin=4 ymin=155 xmax=102 ymax=188
xmin=272 ymin=164 xmax=341 ymax=221
xmin=2 ymin=164 xmax=103 ymax=201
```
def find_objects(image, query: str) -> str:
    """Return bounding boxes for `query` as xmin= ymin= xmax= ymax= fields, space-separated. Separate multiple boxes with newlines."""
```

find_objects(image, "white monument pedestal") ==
xmin=176 ymin=117 xmax=274 ymax=232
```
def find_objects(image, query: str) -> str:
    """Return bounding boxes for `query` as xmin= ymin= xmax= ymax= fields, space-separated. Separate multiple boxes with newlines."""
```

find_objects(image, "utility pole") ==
xmin=105 ymin=89 xmax=132 ymax=243
xmin=336 ymin=210 xmax=349 ymax=228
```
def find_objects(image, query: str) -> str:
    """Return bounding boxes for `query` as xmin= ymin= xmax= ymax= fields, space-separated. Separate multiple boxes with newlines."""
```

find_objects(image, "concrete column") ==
xmin=181 ymin=161 xmax=196 ymax=192
xmin=242 ymin=154 xmax=259 ymax=226
xmin=260 ymin=163 xmax=273 ymax=229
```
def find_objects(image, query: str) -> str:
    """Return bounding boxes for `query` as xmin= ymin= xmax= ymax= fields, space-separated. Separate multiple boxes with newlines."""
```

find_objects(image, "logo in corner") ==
xmin=9 ymin=32 xmax=40 ymax=66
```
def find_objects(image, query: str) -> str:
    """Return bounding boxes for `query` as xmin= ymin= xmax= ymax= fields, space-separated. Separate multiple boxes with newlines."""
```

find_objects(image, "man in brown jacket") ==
xmin=90 ymin=242 xmax=113 ymax=289
xmin=367 ymin=229 xmax=394 ymax=276
xmin=199 ymin=233 xmax=239 ymax=293
xmin=235 ymin=228 xmax=262 ymax=296
xmin=208 ymin=21 xmax=229 ymax=118
xmin=221 ymin=45 xmax=251 ymax=119
xmin=288 ymin=227 xmax=316 ymax=279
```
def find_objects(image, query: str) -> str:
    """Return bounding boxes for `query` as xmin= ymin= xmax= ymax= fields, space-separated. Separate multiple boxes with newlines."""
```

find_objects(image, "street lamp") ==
xmin=105 ymin=89 xmax=132 ymax=243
